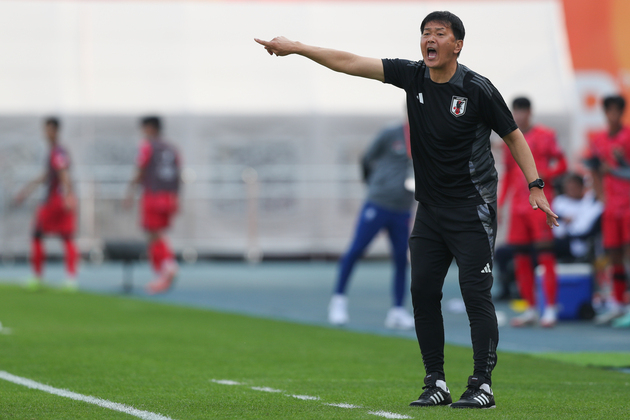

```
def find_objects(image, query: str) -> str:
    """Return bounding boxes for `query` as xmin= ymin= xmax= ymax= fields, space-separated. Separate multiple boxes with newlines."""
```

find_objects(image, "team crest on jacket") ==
xmin=450 ymin=96 xmax=468 ymax=117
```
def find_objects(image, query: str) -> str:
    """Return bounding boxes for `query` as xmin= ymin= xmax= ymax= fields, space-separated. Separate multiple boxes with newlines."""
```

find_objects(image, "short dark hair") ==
xmin=421 ymin=11 xmax=465 ymax=41
xmin=141 ymin=116 xmax=162 ymax=131
xmin=564 ymin=172 xmax=584 ymax=187
xmin=512 ymin=97 xmax=532 ymax=110
xmin=603 ymin=95 xmax=625 ymax=112
xmin=44 ymin=117 xmax=60 ymax=129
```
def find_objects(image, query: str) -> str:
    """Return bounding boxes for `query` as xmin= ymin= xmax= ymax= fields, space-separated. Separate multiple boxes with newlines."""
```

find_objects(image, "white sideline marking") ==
xmin=213 ymin=378 xmax=411 ymax=419
xmin=0 ymin=371 xmax=173 ymax=420
xmin=368 ymin=411 xmax=412 ymax=419
xmin=290 ymin=394 xmax=320 ymax=400
xmin=0 ymin=322 xmax=12 ymax=335
xmin=251 ymin=386 xmax=284 ymax=393
xmin=325 ymin=403 xmax=362 ymax=409
xmin=211 ymin=379 xmax=241 ymax=386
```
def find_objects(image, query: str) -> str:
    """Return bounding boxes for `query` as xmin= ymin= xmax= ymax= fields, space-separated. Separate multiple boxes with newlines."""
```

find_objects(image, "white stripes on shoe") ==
xmin=473 ymin=394 xmax=489 ymax=405
xmin=429 ymin=392 xmax=445 ymax=404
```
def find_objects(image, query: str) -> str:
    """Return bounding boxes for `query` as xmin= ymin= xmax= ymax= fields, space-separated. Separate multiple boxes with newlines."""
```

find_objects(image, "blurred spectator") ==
xmin=552 ymin=173 xmax=603 ymax=262
xmin=12 ymin=118 xmax=78 ymax=291
xmin=585 ymin=95 xmax=630 ymax=324
xmin=125 ymin=116 xmax=181 ymax=294
xmin=498 ymin=97 xmax=567 ymax=328
xmin=328 ymin=122 xmax=415 ymax=329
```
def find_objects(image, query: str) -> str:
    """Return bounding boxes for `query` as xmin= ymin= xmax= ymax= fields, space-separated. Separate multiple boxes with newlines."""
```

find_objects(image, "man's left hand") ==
xmin=529 ymin=187 xmax=559 ymax=228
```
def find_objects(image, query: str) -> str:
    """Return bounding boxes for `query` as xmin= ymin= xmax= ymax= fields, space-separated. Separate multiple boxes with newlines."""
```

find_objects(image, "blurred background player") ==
xmin=499 ymin=97 xmax=567 ymax=327
xmin=125 ymin=116 xmax=181 ymax=294
xmin=12 ymin=117 xmax=78 ymax=291
xmin=552 ymin=173 xmax=603 ymax=262
xmin=586 ymin=95 xmax=630 ymax=324
xmin=328 ymin=122 xmax=415 ymax=329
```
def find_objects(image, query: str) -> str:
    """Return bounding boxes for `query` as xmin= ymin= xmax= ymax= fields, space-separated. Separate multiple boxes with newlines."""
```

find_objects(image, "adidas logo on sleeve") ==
xmin=481 ymin=263 xmax=491 ymax=273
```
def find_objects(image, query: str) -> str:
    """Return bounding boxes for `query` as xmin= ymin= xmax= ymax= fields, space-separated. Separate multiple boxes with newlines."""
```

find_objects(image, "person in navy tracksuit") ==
xmin=328 ymin=122 xmax=415 ymax=330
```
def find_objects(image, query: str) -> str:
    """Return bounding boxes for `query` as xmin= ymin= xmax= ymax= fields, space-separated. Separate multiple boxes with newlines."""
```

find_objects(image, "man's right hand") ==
xmin=254 ymin=37 xmax=299 ymax=56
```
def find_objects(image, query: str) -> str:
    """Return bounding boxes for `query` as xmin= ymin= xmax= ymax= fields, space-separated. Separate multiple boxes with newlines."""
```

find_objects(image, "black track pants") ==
xmin=409 ymin=202 xmax=499 ymax=384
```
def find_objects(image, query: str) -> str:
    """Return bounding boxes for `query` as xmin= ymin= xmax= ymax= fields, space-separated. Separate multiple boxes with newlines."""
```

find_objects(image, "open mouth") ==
xmin=427 ymin=47 xmax=437 ymax=60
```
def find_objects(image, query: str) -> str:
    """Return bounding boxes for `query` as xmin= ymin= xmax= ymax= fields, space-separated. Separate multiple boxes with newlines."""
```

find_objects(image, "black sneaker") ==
xmin=451 ymin=376 xmax=495 ymax=409
xmin=409 ymin=373 xmax=452 ymax=407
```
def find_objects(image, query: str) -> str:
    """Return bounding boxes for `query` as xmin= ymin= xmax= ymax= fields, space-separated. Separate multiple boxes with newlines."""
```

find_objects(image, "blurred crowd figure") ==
xmin=496 ymin=94 xmax=630 ymax=328
xmin=498 ymin=97 xmax=567 ymax=328
xmin=585 ymin=95 xmax=630 ymax=327
xmin=552 ymin=174 xmax=603 ymax=262
xmin=12 ymin=118 xmax=78 ymax=291
xmin=124 ymin=117 xmax=181 ymax=294
xmin=328 ymin=122 xmax=416 ymax=330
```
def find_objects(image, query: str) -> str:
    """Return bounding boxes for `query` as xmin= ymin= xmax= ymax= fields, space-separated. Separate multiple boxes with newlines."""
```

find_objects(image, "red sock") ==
xmin=539 ymin=252 xmax=557 ymax=306
xmin=31 ymin=238 xmax=44 ymax=278
xmin=149 ymin=238 xmax=173 ymax=273
xmin=160 ymin=237 xmax=173 ymax=262
xmin=149 ymin=240 xmax=164 ymax=273
xmin=63 ymin=237 xmax=78 ymax=278
xmin=514 ymin=253 xmax=536 ymax=306
xmin=612 ymin=265 xmax=627 ymax=304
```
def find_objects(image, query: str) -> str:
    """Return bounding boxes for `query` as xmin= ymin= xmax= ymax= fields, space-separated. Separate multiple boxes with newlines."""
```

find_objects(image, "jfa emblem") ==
xmin=450 ymin=96 xmax=468 ymax=117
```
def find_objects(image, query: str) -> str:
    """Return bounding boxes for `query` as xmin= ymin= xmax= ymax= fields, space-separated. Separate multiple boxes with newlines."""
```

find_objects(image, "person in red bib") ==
xmin=499 ymin=97 xmax=567 ymax=327
xmin=587 ymin=95 xmax=630 ymax=324
xmin=13 ymin=117 xmax=78 ymax=291
xmin=125 ymin=116 xmax=181 ymax=294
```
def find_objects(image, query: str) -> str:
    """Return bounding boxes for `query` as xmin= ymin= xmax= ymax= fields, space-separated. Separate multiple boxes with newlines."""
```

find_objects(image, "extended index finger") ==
xmin=539 ymin=202 xmax=558 ymax=219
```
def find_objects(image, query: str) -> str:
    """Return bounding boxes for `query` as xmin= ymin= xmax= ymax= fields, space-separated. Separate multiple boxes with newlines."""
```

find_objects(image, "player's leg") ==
xmin=329 ymin=202 xmax=386 ymax=325
xmin=146 ymin=229 xmax=178 ymax=294
xmin=27 ymin=202 xmax=51 ymax=290
xmin=383 ymin=208 xmax=414 ymax=329
xmin=596 ymin=210 xmax=627 ymax=324
xmin=60 ymin=234 xmax=78 ymax=291
xmin=448 ymin=203 xmax=498 ymax=409
xmin=408 ymin=204 xmax=454 ymax=407
xmin=613 ymin=239 xmax=630 ymax=328
xmin=147 ymin=230 xmax=164 ymax=272
xmin=58 ymin=200 xmax=79 ymax=291
xmin=29 ymin=229 xmax=45 ymax=290
xmin=509 ymin=211 xmax=538 ymax=327
xmin=615 ymin=215 xmax=630 ymax=328
xmin=532 ymin=211 xmax=558 ymax=327
xmin=536 ymin=245 xmax=557 ymax=326
xmin=142 ymin=194 xmax=178 ymax=294
xmin=493 ymin=245 xmax=515 ymax=300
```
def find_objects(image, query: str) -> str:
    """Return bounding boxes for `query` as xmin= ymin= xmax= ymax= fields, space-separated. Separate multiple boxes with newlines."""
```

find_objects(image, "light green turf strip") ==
xmin=534 ymin=352 xmax=630 ymax=368
xmin=1 ymin=284 xmax=629 ymax=419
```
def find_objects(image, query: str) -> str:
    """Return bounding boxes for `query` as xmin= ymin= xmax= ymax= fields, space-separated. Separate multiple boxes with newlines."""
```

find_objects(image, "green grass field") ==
xmin=0 ymin=284 xmax=628 ymax=419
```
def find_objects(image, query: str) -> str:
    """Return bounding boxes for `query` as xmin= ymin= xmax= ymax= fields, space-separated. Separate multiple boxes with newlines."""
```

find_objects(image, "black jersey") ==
xmin=382 ymin=59 xmax=517 ymax=208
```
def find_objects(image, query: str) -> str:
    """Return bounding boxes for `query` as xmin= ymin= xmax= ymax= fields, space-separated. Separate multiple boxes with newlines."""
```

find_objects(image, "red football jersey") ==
xmin=499 ymin=125 xmax=566 ymax=212
xmin=137 ymin=139 xmax=181 ymax=193
xmin=46 ymin=145 xmax=70 ymax=199
xmin=588 ymin=125 xmax=630 ymax=212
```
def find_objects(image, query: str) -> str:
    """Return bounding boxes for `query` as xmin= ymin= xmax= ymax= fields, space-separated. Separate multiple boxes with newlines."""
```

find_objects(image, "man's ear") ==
xmin=454 ymin=39 xmax=463 ymax=55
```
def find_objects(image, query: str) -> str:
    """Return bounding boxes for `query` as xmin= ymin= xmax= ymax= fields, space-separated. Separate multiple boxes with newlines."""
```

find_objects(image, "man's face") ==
xmin=563 ymin=179 xmax=583 ymax=200
xmin=142 ymin=125 xmax=159 ymax=139
xmin=605 ymin=105 xmax=623 ymax=129
xmin=420 ymin=21 xmax=462 ymax=69
xmin=44 ymin=123 xmax=58 ymax=144
xmin=512 ymin=108 xmax=532 ymax=130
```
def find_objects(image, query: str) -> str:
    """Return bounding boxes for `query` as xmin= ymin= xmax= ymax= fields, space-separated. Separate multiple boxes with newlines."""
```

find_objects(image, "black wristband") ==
xmin=528 ymin=178 xmax=545 ymax=189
